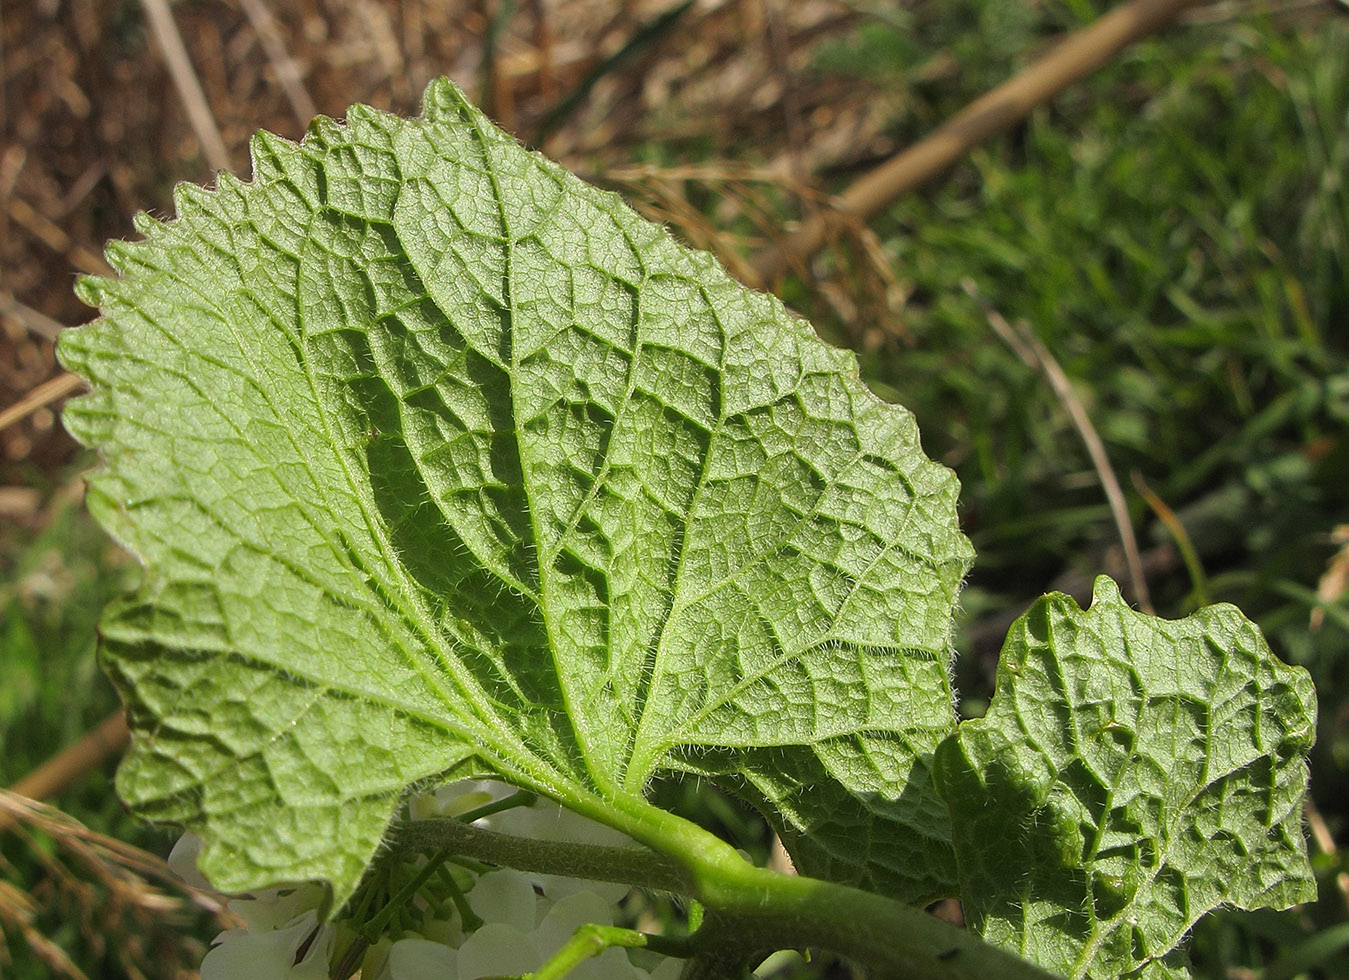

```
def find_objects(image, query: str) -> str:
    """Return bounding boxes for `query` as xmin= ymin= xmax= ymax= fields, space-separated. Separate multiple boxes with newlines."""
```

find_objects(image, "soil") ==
xmin=1 ymin=0 xmax=884 ymax=493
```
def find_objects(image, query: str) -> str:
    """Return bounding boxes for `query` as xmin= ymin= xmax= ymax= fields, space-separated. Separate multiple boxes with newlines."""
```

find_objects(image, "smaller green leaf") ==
xmin=934 ymin=578 xmax=1316 ymax=980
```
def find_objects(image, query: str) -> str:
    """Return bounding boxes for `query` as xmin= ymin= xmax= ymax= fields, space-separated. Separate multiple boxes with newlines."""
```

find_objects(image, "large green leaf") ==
xmin=59 ymin=79 xmax=972 ymax=907
xmin=933 ymin=578 xmax=1316 ymax=980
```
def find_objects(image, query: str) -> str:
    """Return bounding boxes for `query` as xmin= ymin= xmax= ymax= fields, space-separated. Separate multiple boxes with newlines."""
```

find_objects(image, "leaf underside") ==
xmin=59 ymin=79 xmax=972 ymax=907
xmin=934 ymin=578 xmax=1317 ymax=980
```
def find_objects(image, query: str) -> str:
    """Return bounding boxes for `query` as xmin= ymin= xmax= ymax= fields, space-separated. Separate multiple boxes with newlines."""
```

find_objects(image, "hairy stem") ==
xmin=399 ymin=803 xmax=1062 ymax=980
xmin=395 ymin=817 xmax=689 ymax=894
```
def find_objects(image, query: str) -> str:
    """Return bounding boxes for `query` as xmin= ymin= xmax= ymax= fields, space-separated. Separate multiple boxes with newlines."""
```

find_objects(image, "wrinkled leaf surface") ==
xmin=935 ymin=578 xmax=1316 ymax=979
xmin=60 ymin=79 xmax=972 ymax=906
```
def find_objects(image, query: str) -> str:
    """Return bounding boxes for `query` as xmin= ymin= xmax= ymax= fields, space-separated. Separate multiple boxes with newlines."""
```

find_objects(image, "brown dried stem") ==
xmin=1304 ymin=795 xmax=1349 ymax=914
xmin=966 ymin=280 xmax=1153 ymax=613
xmin=751 ymin=0 xmax=1204 ymax=287
xmin=7 ymin=712 xmax=130 ymax=804
xmin=237 ymin=0 xmax=318 ymax=127
xmin=139 ymin=0 xmax=231 ymax=173
xmin=0 ymin=791 xmax=230 ymax=979
xmin=0 ymin=290 xmax=66 ymax=342
xmin=0 ymin=373 xmax=85 ymax=435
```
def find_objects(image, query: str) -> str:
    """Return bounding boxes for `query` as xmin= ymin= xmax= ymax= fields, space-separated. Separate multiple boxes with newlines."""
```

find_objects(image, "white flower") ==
xmin=467 ymin=868 xmax=540 ymax=932
xmin=412 ymin=781 xmax=635 ymax=906
xmin=380 ymin=937 xmax=458 ymax=980
xmin=535 ymin=891 xmax=644 ymax=980
xmin=456 ymin=921 xmax=540 ymax=977
xmin=417 ymin=915 xmax=461 ymax=947
xmin=169 ymin=833 xmax=336 ymax=980
xmin=410 ymin=782 xmax=497 ymax=822
xmin=754 ymin=950 xmax=808 ymax=977
xmin=167 ymin=833 xmax=212 ymax=890
xmin=535 ymin=890 xmax=614 ymax=949
xmin=200 ymin=908 xmax=335 ymax=980
xmin=175 ymin=782 xmax=684 ymax=980
xmin=225 ymin=884 xmax=330 ymax=933
xmin=495 ymin=800 xmax=635 ymax=906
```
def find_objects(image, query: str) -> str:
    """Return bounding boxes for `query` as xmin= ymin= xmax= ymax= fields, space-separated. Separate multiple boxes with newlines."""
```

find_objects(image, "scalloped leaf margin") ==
xmin=934 ymin=578 xmax=1317 ymax=980
xmin=59 ymin=78 xmax=973 ymax=908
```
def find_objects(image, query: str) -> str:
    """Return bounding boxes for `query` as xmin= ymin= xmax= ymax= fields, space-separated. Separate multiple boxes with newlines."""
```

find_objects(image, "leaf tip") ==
xmin=1090 ymin=575 xmax=1123 ymax=607
xmin=72 ymin=272 xmax=111 ymax=311
xmin=420 ymin=76 xmax=471 ymax=122
xmin=131 ymin=211 xmax=169 ymax=238
xmin=249 ymin=128 xmax=295 ymax=178
xmin=170 ymin=179 xmax=220 ymax=221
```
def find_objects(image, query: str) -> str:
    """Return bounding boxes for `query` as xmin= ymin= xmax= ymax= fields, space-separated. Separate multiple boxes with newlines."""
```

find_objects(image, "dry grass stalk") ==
xmin=139 ymin=0 xmax=232 ymax=173
xmin=1 ymin=0 xmax=874 ymax=472
xmin=7 ymin=711 xmax=131 ymax=806
xmin=0 ymin=878 xmax=90 ymax=980
xmin=236 ymin=0 xmax=318 ymax=127
xmin=0 ymin=291 xmax=66 ymax=343
xmin=0 ymin=791 xmax=231 ymax=980
xmin=1312 ymin=525 xmax=1349 ymax=632
xmin=1304 ymin=794 xmax=1349 ymax=914
xmin=752 ymin=0 xmax=1207 ymax=286
xmin=595 ymin=160 xmax=858 ymax=299
xmin=6 ymin=196 xmax=112 ymax=278
xmin=964 ymin=279 xmax=1153 ymax=614
xmin=0 ymin=373 xmax=85 ymax=435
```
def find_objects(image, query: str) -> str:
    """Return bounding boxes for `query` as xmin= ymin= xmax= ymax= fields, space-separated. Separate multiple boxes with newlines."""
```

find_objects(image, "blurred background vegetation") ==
xmin=1 ymin=0 xmax=1346 ymax=977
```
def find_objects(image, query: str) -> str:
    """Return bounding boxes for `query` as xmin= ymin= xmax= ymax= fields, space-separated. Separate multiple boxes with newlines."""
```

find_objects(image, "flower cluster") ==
xmin=170 ymin=782 xmax=683 ymax=980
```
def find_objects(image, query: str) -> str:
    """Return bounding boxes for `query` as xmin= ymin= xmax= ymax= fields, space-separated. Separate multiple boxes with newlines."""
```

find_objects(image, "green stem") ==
xmin=527 ymin=924 xmax=687 ymax=980
xmin=331 ymin=934 xmax=368 ymax=980
xmin=396 ymin=818 xmax=688 ymax=894
xmin=457 ymin=788 xmax=536 ymax=823
xmin=435 ymin=863 xmax=483 ymax=932
xmin=399 ymin=802 xmax=1062 ymax=980
xmin=361 ymin=847 xmax=454 ymax=942
xmin=612 ymin=800 xmax=1062 ymax=980
xmin=676 ymin=955 xmax=752 ymax=980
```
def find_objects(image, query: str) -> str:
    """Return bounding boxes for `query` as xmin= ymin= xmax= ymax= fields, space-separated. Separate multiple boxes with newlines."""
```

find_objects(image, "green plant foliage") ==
xmin=821 ymin=14 xmax=1349 ymax=612
xmin=934 ymin=578 xmax=1316 ymax=979
xmin=57 ymin=77 xmax=971 ymax=910
xmin=57 ymin=76 xmax=1319 ymax=979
